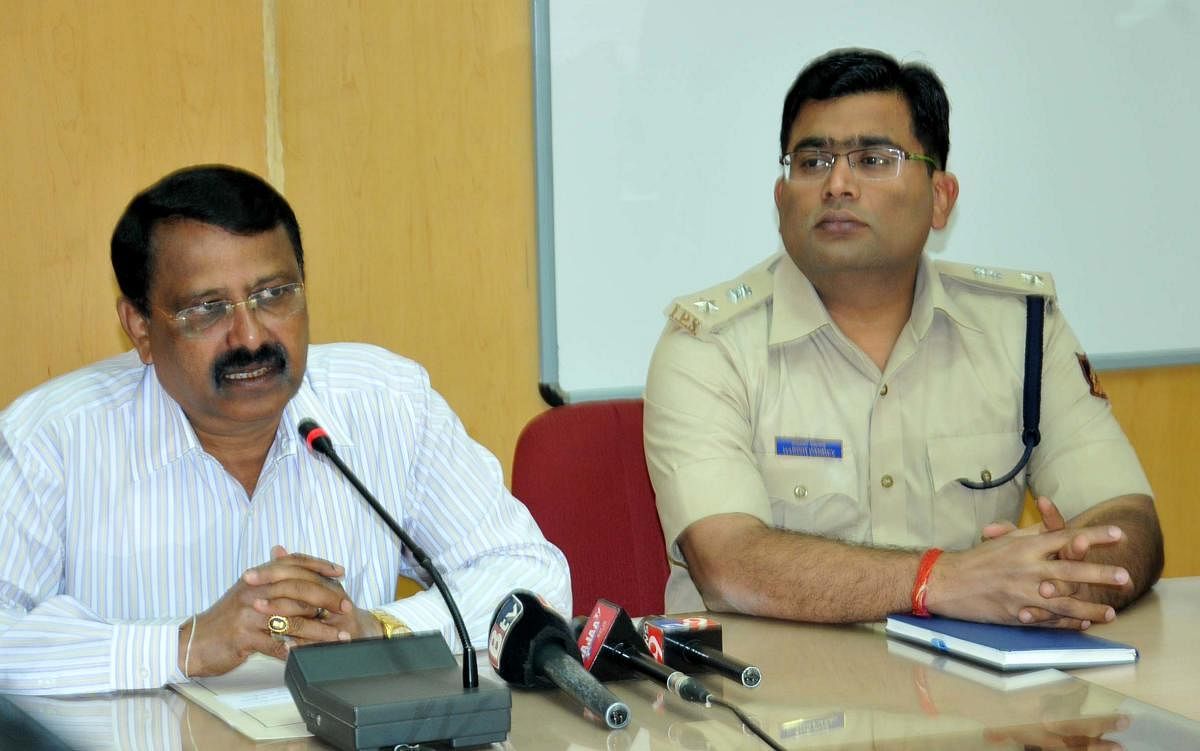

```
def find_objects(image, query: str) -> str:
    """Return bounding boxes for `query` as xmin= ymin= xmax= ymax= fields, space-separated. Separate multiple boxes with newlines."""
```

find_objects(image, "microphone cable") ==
xmin=704 ymin=696 xmax=785 ymax=751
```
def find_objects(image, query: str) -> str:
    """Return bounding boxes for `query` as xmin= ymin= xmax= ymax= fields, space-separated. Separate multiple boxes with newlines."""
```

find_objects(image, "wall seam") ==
xmin=262 ymin=0 xmax=285 ymax=190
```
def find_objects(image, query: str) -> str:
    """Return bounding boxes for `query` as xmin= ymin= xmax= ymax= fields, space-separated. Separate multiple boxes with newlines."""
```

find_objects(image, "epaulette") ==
xmin=664 ymin=254 xmax=781 ymax=337
xmin=934 ymin=260 xmax=1057 ymax=302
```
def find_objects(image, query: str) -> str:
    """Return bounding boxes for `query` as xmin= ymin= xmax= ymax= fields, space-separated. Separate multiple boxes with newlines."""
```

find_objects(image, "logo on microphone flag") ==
xmin=488 ymin=594 xmax=524 ymax=670
xmin=643 ymin=622 xmax=667 ymax=665
xmin=578 ymin=600 xmax=620 ymax=671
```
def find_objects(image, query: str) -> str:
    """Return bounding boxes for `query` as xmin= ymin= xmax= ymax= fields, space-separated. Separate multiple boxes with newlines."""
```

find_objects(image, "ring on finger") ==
xmin=267 ymin=614 xmax=290 ymax=635
xmin=314 ymin=606 xmax=327 ymax=620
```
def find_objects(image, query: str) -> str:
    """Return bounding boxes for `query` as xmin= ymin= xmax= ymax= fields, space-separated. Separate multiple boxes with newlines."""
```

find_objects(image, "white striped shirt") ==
xmin=0 ymin=343 xmax=570 ymax=695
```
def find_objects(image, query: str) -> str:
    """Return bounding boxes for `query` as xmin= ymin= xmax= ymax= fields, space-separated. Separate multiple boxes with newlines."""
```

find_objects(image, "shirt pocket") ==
xmin=756 ymin=450 xmax=867 ymax=543
xmin=926 ymin=433 xmax=1027 ymax=550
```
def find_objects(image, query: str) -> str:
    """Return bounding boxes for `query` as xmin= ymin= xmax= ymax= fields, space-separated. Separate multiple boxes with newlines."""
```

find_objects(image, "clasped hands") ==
xmin=179 ymin=545 xmax=385 ymax=678
xmin=925 ymin=497 xmax=1130 ymax=630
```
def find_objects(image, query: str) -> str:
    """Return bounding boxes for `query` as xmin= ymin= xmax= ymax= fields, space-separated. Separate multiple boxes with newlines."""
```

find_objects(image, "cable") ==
xmin=706 ymin=696 xmax=786 ymax=751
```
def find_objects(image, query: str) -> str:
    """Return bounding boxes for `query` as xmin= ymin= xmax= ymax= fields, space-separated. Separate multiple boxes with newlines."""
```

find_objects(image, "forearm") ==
xmin=682 ymin=516 xmax=920 ymax=623
xmin=0 ymin=599 xmax=186 ymax=695
xmin=383 ymin=539 xmax=571 ymax=650
xmin=1066 ymin=494 xmax=1163 ymax=609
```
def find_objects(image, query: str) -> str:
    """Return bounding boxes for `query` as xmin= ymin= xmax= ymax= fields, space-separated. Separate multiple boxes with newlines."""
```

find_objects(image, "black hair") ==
xmin=111 ymin=164 xmax=303 ymax=314
xmin=780 ymin=48 xmax=950 ymax=171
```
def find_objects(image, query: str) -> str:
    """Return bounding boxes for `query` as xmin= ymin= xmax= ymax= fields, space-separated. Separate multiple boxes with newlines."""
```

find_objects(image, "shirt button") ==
xmin=980 ymin=469 xmax=993 ymax=484
xmin=879 ymin=384 xmax=888 ymax=396
xmin=793 ymin=485 xmax=807 ymax=499
xmin=880 ymin=474 xmax=894 ymax=488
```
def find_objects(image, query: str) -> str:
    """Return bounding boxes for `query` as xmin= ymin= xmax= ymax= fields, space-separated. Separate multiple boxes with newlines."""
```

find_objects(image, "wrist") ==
xmin=911 ymin=548 xmax=944 ymax=617
xmin=369 ymin=608 xmax=413 ymax=639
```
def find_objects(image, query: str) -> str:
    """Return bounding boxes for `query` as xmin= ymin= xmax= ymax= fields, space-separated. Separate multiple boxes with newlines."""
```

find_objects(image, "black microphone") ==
xmin=639 ymin=615 xmax=762 ymax=688
xmin=488 ymin=590 xmax=630 ymax=728
xmin=576 ymin=599 xmax=715 ymax=705
xmin=287 ymin=419 xmax=511 ymax=750
xmin=296 ymin=417 xmax=478 ymax=689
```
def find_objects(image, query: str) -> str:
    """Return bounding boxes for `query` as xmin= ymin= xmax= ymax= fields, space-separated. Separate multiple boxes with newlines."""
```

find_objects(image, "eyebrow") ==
xmin=789 ymin=135 xmax=902 ymax=152
xmin=178 ymin=272 xmax=297 ymax=305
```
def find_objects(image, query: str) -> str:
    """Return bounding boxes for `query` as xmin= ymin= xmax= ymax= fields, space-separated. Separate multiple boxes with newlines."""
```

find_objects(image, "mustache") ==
xmin=211 ymin=343 xmax=288 ymax=389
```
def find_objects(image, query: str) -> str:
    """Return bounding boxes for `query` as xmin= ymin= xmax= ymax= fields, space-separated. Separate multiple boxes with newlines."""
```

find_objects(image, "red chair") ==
xmin=512 ymin=399 xmax=669 ymax=617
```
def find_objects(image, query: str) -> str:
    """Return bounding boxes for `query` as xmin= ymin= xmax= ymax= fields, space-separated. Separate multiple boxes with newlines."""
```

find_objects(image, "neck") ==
xmin=809 ymin=264 xmax=919 ymax=371
xmin=191 ymin=417 xmax=281 ymax=496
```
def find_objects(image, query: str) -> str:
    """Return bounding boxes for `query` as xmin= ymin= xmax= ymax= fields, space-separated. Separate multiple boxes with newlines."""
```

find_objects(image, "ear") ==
xmin=773 ymin=176 xmax=785 ymax=213
xmin=117 ymin=298 xmax=154 ymax=365
xmin=930 ymin=171 xmax=959 ymax=230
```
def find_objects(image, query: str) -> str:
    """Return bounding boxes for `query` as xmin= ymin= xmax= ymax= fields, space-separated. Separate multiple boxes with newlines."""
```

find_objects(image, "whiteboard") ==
xmin=533 ymin=0 xmax=1200 ymax=402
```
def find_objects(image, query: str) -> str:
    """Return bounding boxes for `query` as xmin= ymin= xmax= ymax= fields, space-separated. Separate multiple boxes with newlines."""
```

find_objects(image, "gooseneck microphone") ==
xmin=640 ymin=616 xmax=762 ymax=688
xmin=488 ymin=590 xmax=630 ymax=728
xmin=296 ymin=418 xmax=478 ymax=689
xmin=576 ymin=600 xmax=714 ymax=705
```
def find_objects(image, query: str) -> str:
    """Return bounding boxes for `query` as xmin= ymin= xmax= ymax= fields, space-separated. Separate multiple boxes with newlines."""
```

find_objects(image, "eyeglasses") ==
xmin=780 ymin=146 xmax=938 ymax=182
xmin=157 ymin=282 xmax=306 ymax=337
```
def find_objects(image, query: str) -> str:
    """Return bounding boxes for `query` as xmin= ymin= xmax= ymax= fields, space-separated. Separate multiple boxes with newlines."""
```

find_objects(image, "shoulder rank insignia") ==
xmin=665 ymin=254 xmax=781 ymax=337
xmin=1076 ymin=353 xmax=1108 ymax=400
xmin=934 ymin=260 xmax=1058 ymax=302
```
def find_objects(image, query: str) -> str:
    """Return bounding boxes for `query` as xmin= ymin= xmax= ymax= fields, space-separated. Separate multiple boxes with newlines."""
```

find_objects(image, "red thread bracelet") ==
xmin=911 ymin=548 xmax=944 ymax=617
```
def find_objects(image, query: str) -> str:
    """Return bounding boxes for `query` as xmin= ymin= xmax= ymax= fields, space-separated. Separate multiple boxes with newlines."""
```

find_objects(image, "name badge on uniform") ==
xmin=776 ymin=437 xmax=842 ymax=459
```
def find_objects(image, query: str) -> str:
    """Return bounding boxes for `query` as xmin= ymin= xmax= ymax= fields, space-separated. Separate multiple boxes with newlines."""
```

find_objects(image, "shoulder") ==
xmin=663 ymin=253 xmax=783 ymax=340
xmin=304 ymin=342 xmax=431 ymax=394
xmin=934 ymin=260 xmax=1057 ymax=302
xmin=0 ymin=351 xmax=144 ymax=442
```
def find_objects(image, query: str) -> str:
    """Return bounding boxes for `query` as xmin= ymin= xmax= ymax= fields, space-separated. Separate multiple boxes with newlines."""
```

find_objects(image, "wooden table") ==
xmin=6 ymin=578 xmax=1197 ymax=749
xmin=1072 ymin=575 xmax=1200 ymax=721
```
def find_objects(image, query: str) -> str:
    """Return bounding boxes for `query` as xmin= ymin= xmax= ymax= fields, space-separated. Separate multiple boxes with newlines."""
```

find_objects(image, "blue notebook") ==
xmin=885 ymin=614 xmax=1138 ymax=671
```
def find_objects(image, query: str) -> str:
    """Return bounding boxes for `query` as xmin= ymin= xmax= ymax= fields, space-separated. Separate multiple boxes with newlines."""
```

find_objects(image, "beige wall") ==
xmin=1 ymin=0 xmax=268 ymax=392
xmin=1 ymin=1 xmax=1195 ymax=577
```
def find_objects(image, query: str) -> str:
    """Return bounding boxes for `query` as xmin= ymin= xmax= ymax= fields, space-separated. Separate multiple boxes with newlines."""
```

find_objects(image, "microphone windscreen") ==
xmin=488 ymin=590 xmax=579 ymax=688
xmin=297 ymin=418 xmax=320 ymax=440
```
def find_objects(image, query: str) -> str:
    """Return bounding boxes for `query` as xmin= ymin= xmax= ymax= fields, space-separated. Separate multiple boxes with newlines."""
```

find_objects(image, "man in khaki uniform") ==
xmin=644 ymin=48 xmax=1162 ymax=628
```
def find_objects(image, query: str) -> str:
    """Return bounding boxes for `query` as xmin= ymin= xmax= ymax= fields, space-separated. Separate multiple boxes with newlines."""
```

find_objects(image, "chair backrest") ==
xmin=512 ymin=399 xmax=669 ymax=617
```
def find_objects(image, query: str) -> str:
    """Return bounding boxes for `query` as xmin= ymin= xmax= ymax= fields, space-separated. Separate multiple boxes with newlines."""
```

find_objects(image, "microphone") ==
xmin=639 ymin=615 xmax=762 ymax=688
xmin=488 ymin=590 xmax=630 ymax=729
xmin=576 ymin=599 xmax=715 ymax=705
xmin=296 ymin=418 xmax=478 ymax=689
xmin=286 ymin=418 xmax=509 ymax=750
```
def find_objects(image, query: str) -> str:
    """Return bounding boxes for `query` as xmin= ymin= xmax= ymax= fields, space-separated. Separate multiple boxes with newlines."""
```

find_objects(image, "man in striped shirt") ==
xmin=0 ymin=165 xmax=570 ymax=695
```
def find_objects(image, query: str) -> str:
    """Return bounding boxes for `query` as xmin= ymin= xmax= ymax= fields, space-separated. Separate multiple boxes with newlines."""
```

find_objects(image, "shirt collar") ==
xmin=768 ymin=253 xmax=981 ymax=347
xmin=130 ymin=363 xmax=201 ymax=481
xmin=767 ymin=256 xmax=834 ymax=346
xmin=128 ymin=349 xmax=354 ymax=481
xmin=916 ymin=254 xmax=981 ymax=337
xmin=282 ymin=371 xmax=356 ymax=458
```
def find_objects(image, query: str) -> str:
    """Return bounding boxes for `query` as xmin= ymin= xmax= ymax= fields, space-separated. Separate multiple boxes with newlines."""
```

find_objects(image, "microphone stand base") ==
xmin=285 ymin=633 xmax=511 ymax=749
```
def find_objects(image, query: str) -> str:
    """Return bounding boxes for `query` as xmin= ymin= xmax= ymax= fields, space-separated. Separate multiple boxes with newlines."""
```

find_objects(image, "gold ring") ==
xmin=267 ymin=615 xmax=290 ymax=635
xmin=314 ymin=607 xmax=327 ymax=620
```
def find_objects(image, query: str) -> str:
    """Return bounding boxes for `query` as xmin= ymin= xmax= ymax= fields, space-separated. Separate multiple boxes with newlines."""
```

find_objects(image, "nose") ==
xmin=224 ymin=300 xmax=265 ymax=349
xmin=823 ymin=155 xmax=860 ymax=201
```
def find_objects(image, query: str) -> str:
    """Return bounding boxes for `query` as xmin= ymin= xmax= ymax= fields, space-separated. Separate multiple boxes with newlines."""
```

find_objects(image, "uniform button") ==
xmin=880 ymin=474 xmax=894 ymax=488
xmin=980 ymin=469 xmax=993 ymax=484
xmin=879 ymin=384 xmax=888 ymax=396
xmin=793 ymin=485 xmax=807 ymax=499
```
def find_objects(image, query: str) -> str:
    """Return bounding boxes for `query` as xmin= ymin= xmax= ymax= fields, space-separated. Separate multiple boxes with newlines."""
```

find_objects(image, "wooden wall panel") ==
xmin=0 ymin=0 xmax=267 ymax=403
xmin=1104 ymin=366 xmax=1200 ymax=578
xmin=275 ymin=0 xmax=544 ymax=481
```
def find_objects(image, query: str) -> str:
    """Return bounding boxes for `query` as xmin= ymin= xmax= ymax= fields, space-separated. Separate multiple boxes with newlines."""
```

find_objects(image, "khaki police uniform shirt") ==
xmin=645 ymin=253 xmax=1152 ymax=613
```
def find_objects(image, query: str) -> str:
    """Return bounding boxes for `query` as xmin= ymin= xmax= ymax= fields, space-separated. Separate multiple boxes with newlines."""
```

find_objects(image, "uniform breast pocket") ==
xmin=926 ymin=433 xmax=1026 ymax=550
xmin=757 ymin=451 xmax=867 ymax=543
